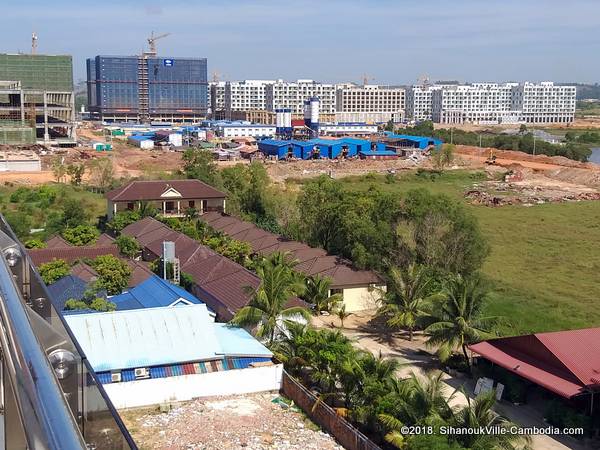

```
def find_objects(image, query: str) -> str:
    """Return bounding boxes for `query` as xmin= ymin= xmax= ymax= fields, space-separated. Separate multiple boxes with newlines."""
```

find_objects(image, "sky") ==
xmin=2 ymin=0 xmax=600 ymax=85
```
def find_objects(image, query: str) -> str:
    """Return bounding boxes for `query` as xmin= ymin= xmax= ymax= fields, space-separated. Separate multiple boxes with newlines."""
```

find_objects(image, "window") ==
xmin=127 ymin=202 xmax=134 ymax=210
xmin=188 ymin=200 xmax=195 ymax=208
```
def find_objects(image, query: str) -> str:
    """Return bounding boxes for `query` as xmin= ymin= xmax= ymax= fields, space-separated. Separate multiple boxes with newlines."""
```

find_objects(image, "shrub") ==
xmin=116 ymin=235 xmax=140 ymax=258
xmin=91 ymin=255 xmax=132 ymax=295
xmin=544 ymin=400 xmax=592 ymax=438
xmin=38 ymin=259 xmax=70 ymax=285
xmin=24 ymin=238 xmax=46 ymax=249
xmin=62 ymin=225 xmax=99 ymax=246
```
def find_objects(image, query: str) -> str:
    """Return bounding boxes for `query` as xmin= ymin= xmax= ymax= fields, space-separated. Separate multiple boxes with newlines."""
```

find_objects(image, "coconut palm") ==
xmin=452 ymin=389 xmax=531 ymax=449
xmin=378 ymin=371 xmax=455 ymax=448
xmin=271 ymin=320 xmax=312 ymax=375
xmin=336 ymin=304 xmax=352 ymax=328
xmin=302 ymin=274 xmax=342 ymax=313
xmin=378 ymin=263 xmax=438 ymax=341
xmin=422 ymin=275 xmax=497 ymax=369
xmin=230 ymin=256 xmax=309 ymax=346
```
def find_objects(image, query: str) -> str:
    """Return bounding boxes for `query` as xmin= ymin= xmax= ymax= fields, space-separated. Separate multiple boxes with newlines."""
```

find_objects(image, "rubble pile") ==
xmin=465 ymin=183 xmax=600 ymax=207
xmin=122 ymin=393 xmax=344 ymax=450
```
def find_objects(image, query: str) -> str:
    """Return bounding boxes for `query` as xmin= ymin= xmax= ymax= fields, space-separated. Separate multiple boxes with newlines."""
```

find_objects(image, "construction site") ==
xmin=0 ymin=43 xmax=75 ymax=146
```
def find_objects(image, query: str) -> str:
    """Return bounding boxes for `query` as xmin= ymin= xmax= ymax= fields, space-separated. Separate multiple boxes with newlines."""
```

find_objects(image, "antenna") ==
xmin=146 ymin=31 xmax=171 ymax=56
xmin=31 ymin=32 xmax=38 ymax=55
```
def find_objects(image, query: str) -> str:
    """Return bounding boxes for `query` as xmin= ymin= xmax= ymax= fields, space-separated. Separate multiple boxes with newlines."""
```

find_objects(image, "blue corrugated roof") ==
xmin=47 ymin=275 xmax=89 ymax=310
xmin=359 ymin=149 xmax=398 ymax=156
xmin=214 ymin=323 xmax=273 ymax=358
xmin=109 ymin=275 xmax=202 ymax=310
xmin=64 ymin=304 xmax=234 ymax=372
xmin=128 ymin=135 xmax=153 ymax=141
xmin=258 ymin=139 xmax=291 ymax=147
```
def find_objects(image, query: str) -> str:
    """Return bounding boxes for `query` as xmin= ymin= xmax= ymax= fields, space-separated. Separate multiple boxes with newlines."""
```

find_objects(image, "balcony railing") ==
xmin=0 ymin=215 xmax=137 ymax=450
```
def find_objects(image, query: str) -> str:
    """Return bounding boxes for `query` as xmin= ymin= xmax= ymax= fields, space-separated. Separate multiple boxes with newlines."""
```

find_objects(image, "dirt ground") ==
xmin=120 ymin=392 xmax=343 ymax=450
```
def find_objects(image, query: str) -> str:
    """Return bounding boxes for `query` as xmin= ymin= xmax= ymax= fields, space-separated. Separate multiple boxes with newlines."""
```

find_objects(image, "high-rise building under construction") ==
xmin=0 ymin=54 xmax=75 ymax=144
xmin=86 ymin=55 xmax=208 ymax=123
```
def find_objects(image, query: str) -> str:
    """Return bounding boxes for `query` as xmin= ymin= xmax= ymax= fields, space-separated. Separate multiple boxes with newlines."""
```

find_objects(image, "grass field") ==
xmin=335 ymin=170 xmax=600 ymax=335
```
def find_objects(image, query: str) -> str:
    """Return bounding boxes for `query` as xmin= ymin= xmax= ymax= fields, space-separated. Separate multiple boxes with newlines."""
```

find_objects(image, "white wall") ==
xmin=104 ymin=365 xmax=283 ymax=409
xmin=342 ymin=285 xmax=384 ymax=312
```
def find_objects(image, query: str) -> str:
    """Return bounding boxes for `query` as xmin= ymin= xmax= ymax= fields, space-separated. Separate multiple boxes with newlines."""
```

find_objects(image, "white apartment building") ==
xmin=265 ymin=79 xmax=336 ymax=115
xmin=335 ymin=84 xmax=406 ymax=123
xmin=512 ymin=82 xmax=576 ymax=124
xmin=224 ymin=80 xmax=274 ymax=117
xmin=431 ymin=83 xmax=521 ymax=125
xmin=413 ymin=81 xmax=576 ymax=125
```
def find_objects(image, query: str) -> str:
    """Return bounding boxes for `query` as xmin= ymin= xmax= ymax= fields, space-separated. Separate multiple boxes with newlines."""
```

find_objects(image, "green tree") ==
xmin=61 ymin=198 xmax=89 ymax=228
xmin=107 ymin=211 xmax=141 ymax=233
xmin=4 ymin=211 xmax=32 ymax=239
xmin=51 ymin=157 xmax=67 ymax=183
xmin=422 ymin=276 xmax=497 ymax=368
xmin=38 ymin=259 xmax=70 ymax=285
xmin=302 ymin=274 xmax=342 ymax=313
xmin=451 ymin=389 xmax=530 ymax=449
xmin=91 ymin=254 xmax=132 ymax=295
xmin=66 ymin=163 xmax=85 ymax=186
xmin=182 ymin=148 xmax=221 ymax=186
xmin=432 ymin=144 xmax=455 ymax=171
xmin=115 ymin=235 xmax=140 ymax=258
xmin=62 ymin=225 xmax=99 ymax=246
xmin=336 ymin=303 xmax=351 ymax=328
xmin=65 ymin=297 xmax=116 ymax=312
xmin=230 ymin=256 xmax=310 ymax=346
xmin=378 ymin=264 xmax=438 ymax=341
xmin=24 ymin=238 xmax=46 ymax=249
xmin=89 ymin=157 xmax=115 ymax=190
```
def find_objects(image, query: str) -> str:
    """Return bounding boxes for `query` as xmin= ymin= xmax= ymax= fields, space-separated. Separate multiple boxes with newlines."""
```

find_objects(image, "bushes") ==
xmin=38 ymin=259 xmax=70 ymax=285
xmin=62 ymin=225 xmax=99 ymax=246
xmin=544 ymin=400 xmax=592 ymax=437
xmin=91 ymin=255 xmax=132 ymax=295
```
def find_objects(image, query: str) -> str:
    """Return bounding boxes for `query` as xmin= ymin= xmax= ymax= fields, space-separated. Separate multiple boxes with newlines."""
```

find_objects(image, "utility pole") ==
xmin=479 ymin=134 xmax=482 ymax=148
xmin=450 ymin=127 xmax=454 ymax=145
xmin=533 ymin=132 xmax=536 ymax=156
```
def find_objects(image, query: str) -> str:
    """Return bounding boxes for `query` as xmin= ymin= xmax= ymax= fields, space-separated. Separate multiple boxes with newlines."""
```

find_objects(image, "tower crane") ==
xmin=361 ymin=73 xmax=374 ymax=85
xmin=146 ymin=31 xmax=171 ymax=56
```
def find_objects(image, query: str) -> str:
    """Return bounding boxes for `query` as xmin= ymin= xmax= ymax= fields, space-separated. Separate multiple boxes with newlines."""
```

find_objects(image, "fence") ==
xmin=281 ymin=371 xmax=382 ymax=450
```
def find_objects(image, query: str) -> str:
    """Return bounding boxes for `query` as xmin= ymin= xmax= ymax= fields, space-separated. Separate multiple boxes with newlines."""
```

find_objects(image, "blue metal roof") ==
xmin=258 ymin=139 xmax=293 ymax=147
xmin=64 ymin=304 xmax=260 ymax=372
xmin=47 ymin=275 xmax=89 ymax=310
xmin=214 ymin=324 xmax=273 ymax=358
xmin=359 ymin=149 xmax=398 ymax=156
xmin=128 ymin=135 xmax=153 ymax=141
xmin=383 ymin=132 xmax=443 ymax=145
xmin=109 ymin=275 xmax=202 ymax=311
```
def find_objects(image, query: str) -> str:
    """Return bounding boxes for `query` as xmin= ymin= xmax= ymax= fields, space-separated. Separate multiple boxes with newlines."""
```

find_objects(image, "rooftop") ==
xmin=201 ymin=212 xmax=381 ymax=288
xmin=64 ymin=304 xmax=272 ymax=372
xmin=106 ymin=179 xmax=226 ymax=202
xmin=469 ymin=327 xmax=600 ymax=398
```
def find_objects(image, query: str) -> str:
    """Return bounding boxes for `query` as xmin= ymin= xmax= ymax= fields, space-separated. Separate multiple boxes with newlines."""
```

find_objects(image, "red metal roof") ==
xmin=106 ymin=179 xmax=226 ymax=202
xmin=469 ymin=328 xmax=600 ymax=398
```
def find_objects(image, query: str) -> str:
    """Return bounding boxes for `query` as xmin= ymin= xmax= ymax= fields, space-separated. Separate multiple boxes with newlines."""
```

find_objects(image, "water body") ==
xmin=590 ymin=147 xmax=600 ymax=164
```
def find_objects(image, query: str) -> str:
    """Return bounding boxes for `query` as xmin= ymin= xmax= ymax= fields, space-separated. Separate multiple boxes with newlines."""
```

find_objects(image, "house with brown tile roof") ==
xmin=201 ymin=212 xmax=384 ymax=312
xmin=121 ymin=217 xmax=273 ymax=321
xmin=28 ymin=245 xmax=120 ymax=266
xmin=45 ymin=235 xmax=72 ymax=249
xmin=95 ymin=233 xmax=116 ymax=246
xmin=105 ymin=180 xmax=227 ymax=219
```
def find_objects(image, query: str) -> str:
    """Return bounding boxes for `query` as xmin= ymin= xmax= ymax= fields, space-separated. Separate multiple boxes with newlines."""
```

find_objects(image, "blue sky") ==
xmin=2 ymin=0 xmax=599 ymax=84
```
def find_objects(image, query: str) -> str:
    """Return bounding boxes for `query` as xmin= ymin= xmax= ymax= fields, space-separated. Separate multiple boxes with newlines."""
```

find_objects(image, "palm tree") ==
xmin=230 ymin=256 xmax=309 ymax=346
xmin=271 ymin=320 xmax=311 ymax=376
xmin=336 ymin=304 xmax=352 ymax=328
xmin=302 ymin=274 xmax=342 ymax=313
xmin=422 ymin=275 xmax=497 ymax=369
xmin=378 ymin=371 xmax=455 ymax=448
xmin=452 ymin=389 xmax=531 ymax=449
xmin=378 ymin=263 xmax=437 ymax=341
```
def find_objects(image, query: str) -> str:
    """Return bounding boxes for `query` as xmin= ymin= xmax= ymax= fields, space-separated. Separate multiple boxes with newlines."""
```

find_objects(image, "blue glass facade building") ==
xmin=86 ymin=55 xmax=207 ymax=122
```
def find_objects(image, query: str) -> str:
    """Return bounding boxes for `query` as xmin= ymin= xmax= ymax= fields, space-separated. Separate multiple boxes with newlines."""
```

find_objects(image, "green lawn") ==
xmin=336 ymin=171 xmax=600 ymax=335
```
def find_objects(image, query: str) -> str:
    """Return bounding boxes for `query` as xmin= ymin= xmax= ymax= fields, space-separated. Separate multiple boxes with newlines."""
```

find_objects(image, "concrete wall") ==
xmin=342 ymin=285 xmax=383 ymax=312
xmin=104 ymin=364 xmax=283 ymax=409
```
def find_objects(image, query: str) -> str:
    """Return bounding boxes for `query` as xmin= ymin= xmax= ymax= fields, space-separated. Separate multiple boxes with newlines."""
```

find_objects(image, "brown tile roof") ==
xmin=201 ymin=212 xmax=382 ymax=288
xmin=45 ymin=235 xmax=72 ymax=249
xmin=126 ymin=259 xmax=154 ymax=287
xmin=122 ymin=217 xmax=268 ymax=319
xmin=106 ymin=179 xmax=226 ymax=202
xmin=95 ymin=233 xmax=116 ymax=246
xmin=28 ymin=245 xmax=120 ymax=266
xmin=71 ymin=262 xmax=99 ymax=283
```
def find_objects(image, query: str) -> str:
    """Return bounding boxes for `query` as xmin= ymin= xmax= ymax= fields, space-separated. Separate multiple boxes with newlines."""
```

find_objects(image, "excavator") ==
xmin=485 ymin=149 xmax=497 ymax=165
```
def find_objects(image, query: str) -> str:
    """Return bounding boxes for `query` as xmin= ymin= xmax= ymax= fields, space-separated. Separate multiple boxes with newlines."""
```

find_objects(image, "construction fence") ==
xmin=281 ymin=371 xmax=382 ymax=450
